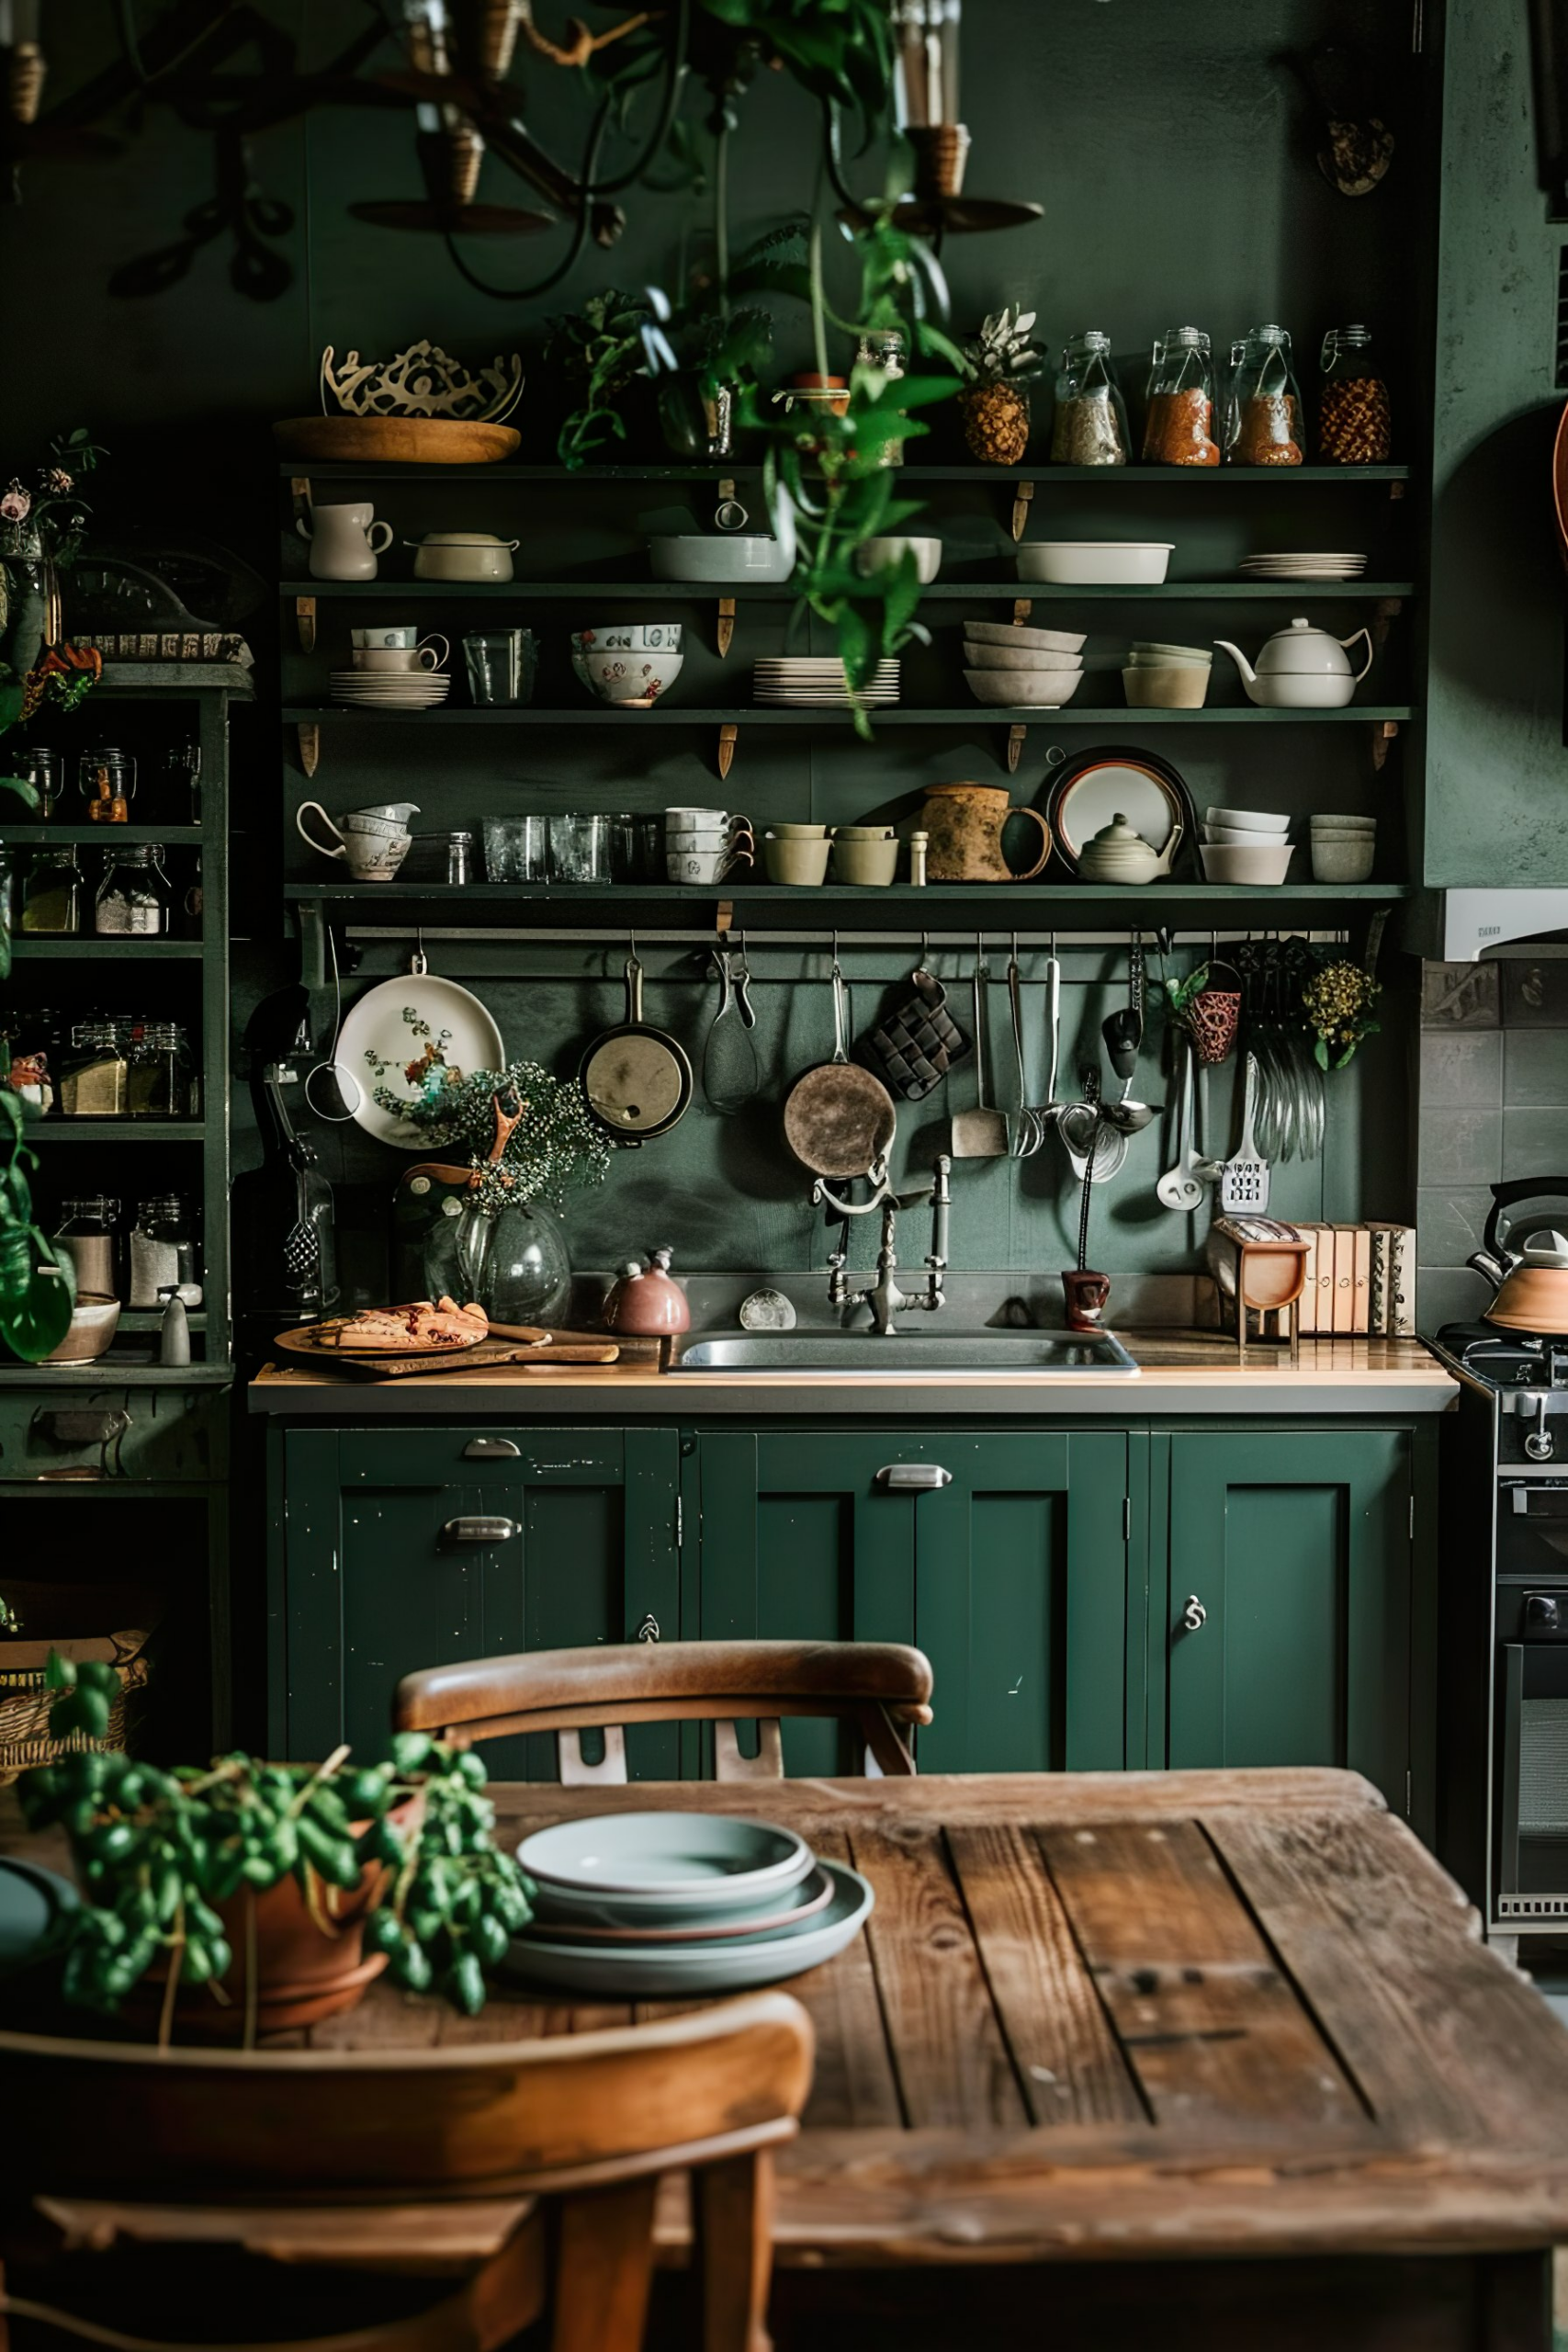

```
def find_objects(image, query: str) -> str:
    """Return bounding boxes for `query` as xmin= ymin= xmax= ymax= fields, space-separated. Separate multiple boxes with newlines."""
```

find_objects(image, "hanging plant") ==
xmin=1301 ymin=957 xmax=1382 ymax=1069
xmin=385 ymin=1057 xmax=612 ymax=1216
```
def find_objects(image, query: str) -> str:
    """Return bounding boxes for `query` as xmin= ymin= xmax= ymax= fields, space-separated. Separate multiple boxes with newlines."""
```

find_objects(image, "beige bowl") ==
xmin=1200 ymin=843 xmax=1294 ymax=886
xmin=1123 ymin=665 xmax=1209 ymax=710
xmin=964 ymin=619 xmax=1087 ymax=654
xmin=43 ymin=1293 xmax=121 ymax=1365
xmin=964 ymin=640 xmax=1083 ymax=672
xmin=832 ymin=825 xmax=896 ymax=841
xmin=764 ymin=834 xmax=831 ymax=885
xmin=1310 ymin=838 xmax=1375 ymax=882
xmin=964 ymin=667 xmax=1085 ymax=708
xmin=856 ymin=535 xmax=942 ymax=584
xmin=767 ymin=822 xmax=829 ymax=840
xmin=830 ymin=837 xmax=899 ymax=887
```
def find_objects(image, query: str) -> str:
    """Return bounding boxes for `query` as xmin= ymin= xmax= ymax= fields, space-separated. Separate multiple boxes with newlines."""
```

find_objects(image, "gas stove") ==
xmin=1438 ymin=1323 xmax=1568 ymax=1394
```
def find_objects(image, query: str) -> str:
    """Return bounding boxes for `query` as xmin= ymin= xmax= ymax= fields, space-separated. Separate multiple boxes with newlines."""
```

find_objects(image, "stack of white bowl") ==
xmin=1310 ymin=812 xmax=1376 ymax=882
xmin=1123 ymin=639 xmax=1211 ymax=710
xmin=963 ymin=619 xmax=1086 ymax=708
xmin=1200 ymin=805 xmax=1293 ymax=885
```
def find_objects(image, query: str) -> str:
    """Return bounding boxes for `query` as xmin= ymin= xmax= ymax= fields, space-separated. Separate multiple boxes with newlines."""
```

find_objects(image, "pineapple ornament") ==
xmin=959 ymin=306 xmax=1045 ymax=467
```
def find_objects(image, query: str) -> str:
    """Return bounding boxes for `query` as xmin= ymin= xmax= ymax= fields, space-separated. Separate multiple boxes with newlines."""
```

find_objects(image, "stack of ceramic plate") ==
xmin=752 ymin=659 xmax=900 ymax=708
xmin=330 ymin=670 xmax=451 ymax=709
xmin=1237 ymin=552 xmax=1368 ymax=582
xmin=504 ymin=1810 xmax=874 ymax=1996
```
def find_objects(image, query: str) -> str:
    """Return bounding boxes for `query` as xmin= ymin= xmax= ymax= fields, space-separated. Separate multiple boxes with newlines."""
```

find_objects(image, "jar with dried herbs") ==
xmin=1142 ymin=327 xmax=1219 ymax=466
xmin=128 ymin=1022 xmax=194 ymax=1118
xmin=1049 ymin=331 xmax=1129 ymax=466
xmin=1224 ymin=324 xmax=1304 ymax=467
xmin=94 ymin=844 xmax=173 ymax=937
xmin=1317 ymin=324 xmax=1392 ymax=464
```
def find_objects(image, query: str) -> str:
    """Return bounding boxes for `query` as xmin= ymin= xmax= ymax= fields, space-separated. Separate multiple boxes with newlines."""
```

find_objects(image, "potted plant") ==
xmin=17 ymin=1657 xmax=536 ymax=2041
xmin=0 ymin=946 xmax=77 ymax=1363
xmin=0 ymin=427 xmax=106 ymax=738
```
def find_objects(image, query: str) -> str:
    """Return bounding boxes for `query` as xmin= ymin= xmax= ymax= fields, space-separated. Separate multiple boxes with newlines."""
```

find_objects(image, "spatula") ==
xmin=950 ymin=960 xmax=1009 ymax=1159
xmin=1218 ymin=1052 xmax=1270 ymax=1213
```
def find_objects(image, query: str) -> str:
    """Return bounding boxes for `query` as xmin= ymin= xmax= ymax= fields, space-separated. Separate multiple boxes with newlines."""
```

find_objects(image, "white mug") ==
xmin=297 ymin=503 xmax=392 ymax=583
xmin=666 ymin=805 xmax=744 ymax=831
xmin=667 ymin=845 xmax=754 ymax=886
xmin=297 ymin=800 xmax=420 ymax=880
xmin=667 ymin=827 xmax=754 ymax=855
xmin=353 ymin=637 xmax=449 ymax=673
xmin=352 ymin=625 xmax=419 ymax=650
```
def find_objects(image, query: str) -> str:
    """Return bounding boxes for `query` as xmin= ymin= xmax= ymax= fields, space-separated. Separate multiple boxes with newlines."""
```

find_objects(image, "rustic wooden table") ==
xmin=6 ymin=1767 xmax=1567 ymax=2350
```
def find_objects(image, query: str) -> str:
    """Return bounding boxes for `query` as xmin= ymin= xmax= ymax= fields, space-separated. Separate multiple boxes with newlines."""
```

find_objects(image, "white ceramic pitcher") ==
xmin=297 ymin=503 xmax=393 ymax=582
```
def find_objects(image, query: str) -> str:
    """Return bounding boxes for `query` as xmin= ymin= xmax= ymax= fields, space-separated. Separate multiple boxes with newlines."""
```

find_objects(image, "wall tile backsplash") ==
xmin=1419 ymin=959 xmax=1568 ymax=1330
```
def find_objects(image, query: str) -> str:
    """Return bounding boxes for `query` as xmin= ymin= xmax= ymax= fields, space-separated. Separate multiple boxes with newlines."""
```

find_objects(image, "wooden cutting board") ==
xmin=271 ymin=1325 xmax=620 ymax=1380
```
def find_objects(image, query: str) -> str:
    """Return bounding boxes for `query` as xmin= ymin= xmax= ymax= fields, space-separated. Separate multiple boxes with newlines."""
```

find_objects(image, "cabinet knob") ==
xmin=440 ymin=1517 xmax=518 ymax=1545
xmin=636 ymin=1613 xmax=661 ymax=1644
xmin=1526 ymin=1592 xmax=1563 ymax=1634
xmin=462 ymin=1438 xmax=521 ymax=1460
xmin=1181 ymin=1594 xmax=1207 ymax=1633
xmin=875 ymin=1464 xmax=953 ymax=1490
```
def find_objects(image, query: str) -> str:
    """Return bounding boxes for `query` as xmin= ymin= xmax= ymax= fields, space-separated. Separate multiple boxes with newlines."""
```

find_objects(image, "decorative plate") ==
xmin=1046 ymin=746 xmax=1197 ymax=873
xmin=519 ymin=1810 xmax=812 ymax=1917
xmin=334 ymin=971 xmax=504 ymax=1150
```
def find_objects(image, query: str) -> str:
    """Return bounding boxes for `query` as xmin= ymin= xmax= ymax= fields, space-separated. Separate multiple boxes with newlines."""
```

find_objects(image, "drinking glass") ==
xmin=483 ymin=815 xmax=547 ymax=882
xmin=549 ymin=813 xmax=610 ymax=883
xmin=608 ymin=812 xmax=665 ymax=881
xmin=464 ymin=628 xmax=538 ymax=707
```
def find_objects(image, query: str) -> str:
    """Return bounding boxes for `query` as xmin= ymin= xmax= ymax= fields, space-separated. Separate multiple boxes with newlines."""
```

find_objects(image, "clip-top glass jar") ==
xmin=95 ymin=844 xmax=174 ymax=937
xmin=60 ymin=1023 xmax=129 ymax=1117
xmin=1317 ymin=324 xmax=1392 ymax=464
xmin=1224 ymin=324 xmax=1304 ymax=466
xmin=129 ymin=1194 xmax=201 ymax=1310
xmin=1143 ymin=327 xmax=1220 ymax=467
xmin=128 ymin=1022 xmax=194 ymax=1118
xmin=20 ymin=847 xmax=82 ymax=934
xmin=1049 ymin=331 xmax=1129 ymax=467
xmin=54 ymin=1198 xmax=120 ymax=1299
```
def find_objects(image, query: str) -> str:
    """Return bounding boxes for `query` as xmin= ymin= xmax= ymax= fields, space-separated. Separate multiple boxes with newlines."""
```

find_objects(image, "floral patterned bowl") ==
xmin=571 ymin=645 xmax=683 ymax=707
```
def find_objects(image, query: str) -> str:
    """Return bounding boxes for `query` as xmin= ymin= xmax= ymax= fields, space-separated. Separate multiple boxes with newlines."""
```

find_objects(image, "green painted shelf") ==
xmin=278 ymin=579 xmax=1416 ymax=602
xmin=6 ymin=940 xmax=205 ymax=958
xmin=282 ymin=704 xmax=1415 ymax=727
xmin=0 ymin=826 xmax=204 ymax=845
xmin=42 ymin=1121 xmax=207 ymax=1141
xmin=277 ymin=460 xmax=1412 ymax=484
xmin=284 ymin=880 xmax=1412 ymax=907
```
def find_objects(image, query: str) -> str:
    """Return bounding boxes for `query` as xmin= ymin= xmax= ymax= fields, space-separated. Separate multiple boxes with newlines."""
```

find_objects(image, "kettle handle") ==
xmin=1484 ymin=1176 xmax=1568 ymax=1261
xmin=1342 ymin=625 xmax=1374 ymax=683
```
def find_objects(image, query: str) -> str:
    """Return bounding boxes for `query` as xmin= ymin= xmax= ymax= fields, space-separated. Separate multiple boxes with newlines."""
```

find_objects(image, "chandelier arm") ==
xmin=440 ymin=90 xmax=615 ymax=300
xmin=580 ymin=0 xmax=691 ymax=196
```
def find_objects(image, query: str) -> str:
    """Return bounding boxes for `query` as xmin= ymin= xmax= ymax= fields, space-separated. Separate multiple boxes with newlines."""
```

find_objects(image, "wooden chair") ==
xmin=0 ymin=1991 xmax=812 ymax=2352
xmin=393 ymin=1638 xmax=935 ymax=1783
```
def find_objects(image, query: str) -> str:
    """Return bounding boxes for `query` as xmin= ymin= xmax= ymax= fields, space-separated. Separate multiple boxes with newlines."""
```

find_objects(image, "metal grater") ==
xmin=1218 ymin=1052 xmax=1269 ymax=1214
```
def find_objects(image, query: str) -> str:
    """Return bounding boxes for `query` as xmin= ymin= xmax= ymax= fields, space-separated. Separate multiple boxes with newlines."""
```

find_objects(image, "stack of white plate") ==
xmin=1237 ymin=553 xmax=1369 ymax=581
xmin=504 ymin=1810 xmax=874 ymax=1996
xmin=330 ymin=670 xmax=451 ymax=709
xmin=753 ymin=659 xmax=900 ymax=707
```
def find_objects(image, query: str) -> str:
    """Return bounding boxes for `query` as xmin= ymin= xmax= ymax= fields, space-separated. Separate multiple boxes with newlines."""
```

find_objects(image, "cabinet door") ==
xmin=276 ymin=1427 xmax=680 ymax=1777
xmin=1165 ymin=1430 xmax=1410 ymax=1806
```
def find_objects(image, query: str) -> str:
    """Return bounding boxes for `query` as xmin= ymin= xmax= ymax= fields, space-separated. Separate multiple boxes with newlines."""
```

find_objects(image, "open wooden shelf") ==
xmin=278 ymin=579 xmax=1416 ymax=603
xmin=277 ymin=460 xmax=1413 ymax=484
xmin=282 ymin=703 xmax=1415 ymax=727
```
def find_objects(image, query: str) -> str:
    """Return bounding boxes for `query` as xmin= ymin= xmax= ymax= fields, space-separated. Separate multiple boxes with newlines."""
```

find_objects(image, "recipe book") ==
xmin=1292 ymin=1223 xmax=1415 ymax=1336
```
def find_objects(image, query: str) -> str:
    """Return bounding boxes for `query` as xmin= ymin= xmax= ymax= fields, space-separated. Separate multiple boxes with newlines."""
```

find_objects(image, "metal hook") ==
xmin=919 ymin=929 xmax=930 ymax=972
xmin=831 ymin=926 xmax=841 ymax=978
xmin=411 ymin=925 xmax=427 ymax=977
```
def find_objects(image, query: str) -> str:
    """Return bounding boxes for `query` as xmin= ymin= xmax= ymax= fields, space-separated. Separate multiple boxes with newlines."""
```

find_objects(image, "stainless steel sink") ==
xmin=666 ymin=1330 xmax=1140 ymax=1376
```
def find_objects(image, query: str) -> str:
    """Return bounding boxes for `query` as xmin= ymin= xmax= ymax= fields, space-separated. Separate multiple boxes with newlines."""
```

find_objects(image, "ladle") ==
xmin=1156 ymin=1034 xmax=1206 ymax=1213
xmin=1059 ymin=1066 xmax=1129 ymax=1183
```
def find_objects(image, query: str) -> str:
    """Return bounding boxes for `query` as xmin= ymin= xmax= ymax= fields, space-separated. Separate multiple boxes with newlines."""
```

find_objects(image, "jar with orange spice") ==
xmin=1317 ymin=324 xmax=1392 ymax=463
xmin=1142 ymin=327 xmax=1220 ymax=466
xmin=1223 ymin=324 xmax=1304 ymax=467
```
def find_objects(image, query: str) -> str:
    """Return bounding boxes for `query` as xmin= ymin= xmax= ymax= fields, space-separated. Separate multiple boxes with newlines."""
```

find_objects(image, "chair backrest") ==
xmin=0 ymin=1993 xmax=813 ymax=2352
xmin=393 ymin=1637 xmax=935 ymax=1783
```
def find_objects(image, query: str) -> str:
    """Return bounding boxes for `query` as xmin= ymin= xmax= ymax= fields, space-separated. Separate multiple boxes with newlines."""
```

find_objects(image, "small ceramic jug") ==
xmin=296 ymin=801 xmax=419 ymax=880
xmin=603 ymin=1247 xmax=691 ymax=1335
xmin=297 ymin=503 xmax=393 ymax=582
xmin=918 ymin=782 xmax=1051 ymax=881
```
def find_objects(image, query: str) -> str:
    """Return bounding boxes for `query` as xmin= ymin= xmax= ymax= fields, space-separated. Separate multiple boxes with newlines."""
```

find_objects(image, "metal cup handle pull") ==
xmin=441 ymin=1517 xmax=518 ymax=1544
xmin=876 ymin=1464 xmax=953 ymax=1490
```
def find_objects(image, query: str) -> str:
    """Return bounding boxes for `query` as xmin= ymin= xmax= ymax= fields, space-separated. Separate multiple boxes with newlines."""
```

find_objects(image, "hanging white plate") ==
xmin=1052 ymin=754 xmax=1190 ymax=865
xmin=334 ymin=971 xmax=505 ymax=1150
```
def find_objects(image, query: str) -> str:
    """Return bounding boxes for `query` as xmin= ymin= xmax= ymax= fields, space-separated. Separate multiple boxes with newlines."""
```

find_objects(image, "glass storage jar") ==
xmin=1317 ymin=323 xmax=1392 ymax=464
xmin=78 ymin=746 xmax=138 ymax=823
xmin=128 ymin=1021 xmax=193 ymax=1118
xmin=95 ymin=843 xmax=173 ymax=936
xmin=54 ymin=1198 xmax=120 ymax=1298
xmin=1049 ymin=331 xmax=1129 ymax=466
xmin=1224 ymin=324 xmax=1304 ymax=465
xmin=1142 ymin=326 xmax=1220 ymax=466
xmin=21 ymin=847 xmax=82 ymax=933
xmin=129 ymin=1194 xmax=201 ymax=1309
xmin=60 ymin=1023 xmax=129 ymax=1117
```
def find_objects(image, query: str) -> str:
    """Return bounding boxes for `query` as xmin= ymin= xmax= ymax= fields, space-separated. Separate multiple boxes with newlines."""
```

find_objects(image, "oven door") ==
xmin=1498 ymin=1628 xmax=1568 ymax=1923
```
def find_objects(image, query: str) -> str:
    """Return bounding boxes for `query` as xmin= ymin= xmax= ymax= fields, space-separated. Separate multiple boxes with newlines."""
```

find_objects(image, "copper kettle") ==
xmin=1468 ymin=1179 xmax=1568 ymax=1333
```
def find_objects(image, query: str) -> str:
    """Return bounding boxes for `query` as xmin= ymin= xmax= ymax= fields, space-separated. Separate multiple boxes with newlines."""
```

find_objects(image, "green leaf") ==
xmin=390 ymin=1732 xmax=434 ymax=1775
xmin=44 ymin=1651 xmax=77 ymax=1692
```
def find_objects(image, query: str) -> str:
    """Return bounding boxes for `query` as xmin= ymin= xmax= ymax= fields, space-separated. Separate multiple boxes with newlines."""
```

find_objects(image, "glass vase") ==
xmin=423 ymin=1195 xmax=571 ymax=1326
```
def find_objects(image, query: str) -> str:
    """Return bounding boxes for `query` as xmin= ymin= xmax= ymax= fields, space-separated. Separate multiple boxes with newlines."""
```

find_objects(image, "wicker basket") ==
xmin=0 ymin=1596 xmax=163 ymax=1785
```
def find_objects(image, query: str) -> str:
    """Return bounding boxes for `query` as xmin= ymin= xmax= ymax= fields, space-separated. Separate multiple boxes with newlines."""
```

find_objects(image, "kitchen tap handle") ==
xmin=930 ymin=1153 xmax=952 ymax=1267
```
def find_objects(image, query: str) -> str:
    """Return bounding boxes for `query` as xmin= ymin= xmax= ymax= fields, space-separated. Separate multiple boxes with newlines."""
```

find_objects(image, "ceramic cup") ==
xmin=352 ymin=626 xmax=420 ymax=650
xmin=296 ymin=800 xmax=419 ymax=881
xmin=667 ymin=824 xmax=754 ymax=857
xmin=665 ymin=806 xmax=740 ymax=831
xmin=1061 ymin=1268 xmax=1111 ymax=1332
xmin=354 ymin=637 xmax=449 ymax=673
xmin=668 ymin=844 xmax=755 ymax=886
xmin=763 ymin=833 xmax=832 ymax=887
xmin=297 ymin=503 xmax=391 ymax=582
xmin=829 ymin=836 xmax=899 ymax=887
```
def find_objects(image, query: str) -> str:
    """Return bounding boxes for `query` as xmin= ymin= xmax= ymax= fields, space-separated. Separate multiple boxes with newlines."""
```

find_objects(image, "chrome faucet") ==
xmin=829 ymin=1156 xmax=952 ymax=1336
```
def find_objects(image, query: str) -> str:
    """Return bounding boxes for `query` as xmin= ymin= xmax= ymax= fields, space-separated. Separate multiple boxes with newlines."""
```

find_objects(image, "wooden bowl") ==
xmin=272 ymin=418 xmax=522 ymax=465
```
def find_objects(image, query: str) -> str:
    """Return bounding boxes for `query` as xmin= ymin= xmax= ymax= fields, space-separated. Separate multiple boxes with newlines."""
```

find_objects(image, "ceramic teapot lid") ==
xmin=1087 ymin=811 xmax=1155 ymax=849
xmin=1255 ymin=617 xmax=1355 ymax=676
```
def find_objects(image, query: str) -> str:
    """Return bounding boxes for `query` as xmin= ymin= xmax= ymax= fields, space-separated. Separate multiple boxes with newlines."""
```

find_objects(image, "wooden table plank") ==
xmin=784 ymin=1828 xmax=903 ymax=2132
xmin=946 ymin=1825 xmax=1146 ymax=2129
xmin=1038 ymin=1819 xmax=1366 ymax=2134
xmin=848 ymin=1824 xmax=1029 ymax=2132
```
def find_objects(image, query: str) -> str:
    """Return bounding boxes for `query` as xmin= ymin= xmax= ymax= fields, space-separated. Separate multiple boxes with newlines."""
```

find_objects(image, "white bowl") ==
xmin=572 ymin=623 xmax=683 ymax=655
xmin=1132 ymin=639 xmax=1211 ymax=661
xmin=42 ymin=1293 xmax=121 ymax=1365
xmin=856 ymin=536 xmax=942 ymax=584
xmin=964 ymin=667 xmax=1084 ymax=708
xmin=964 ymin=619 xmax=1087 ymax=654
xmin=649 ymin=536 xmax=792 ymax=583
xmin=1016 ymin=542 xmax=1174 ymax=586
xmin=1203 ymin=823 xmax=1291 ymax=847
xmin=1200 ymin=843 xmax=1294 ymax=886
xmin=964 ymin=640 xmax=1082 ymax=672
xmin=1204 ymin=805 xmax=1291 ymax=835
xmin=573 ymin=647 xmax=684 ymax=706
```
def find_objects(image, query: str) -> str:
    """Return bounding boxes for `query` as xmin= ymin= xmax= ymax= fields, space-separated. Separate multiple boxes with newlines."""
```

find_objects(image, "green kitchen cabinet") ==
xmin=1162 ymin=1430 xmax=1412 ymax=1808
xmin=695 ymin=1429 xmax=1130 ymax=1777
xmin=268 ymin=1425 xmax=680 ymax=1776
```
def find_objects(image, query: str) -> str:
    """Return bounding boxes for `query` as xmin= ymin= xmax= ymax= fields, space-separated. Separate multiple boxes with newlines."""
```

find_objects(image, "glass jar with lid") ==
xmin=1049 ymin=331 xmax=1129 ymax=466
xmin=129 ymin=1194 xmax=201 ymax=1310
xmin=95 ymin=844 xmax=174 ymax=937
xmin=60 ymin=1023 xmax=130 ymax=1117
xmin=1143 ymin=326 xmax=1220 ymax=466
xmin=1224 ymin=324 xmax=1304 ymax=465
xmin=54 ymin=1198 xmax=120 ymax=1299
xmin=1317 ymin=324 xmax=1392 ymax=464
xmin=21 ymin=847 xmax=82 ymax=934
xmin=128 ymin=1022 xmax=194 ymax=1118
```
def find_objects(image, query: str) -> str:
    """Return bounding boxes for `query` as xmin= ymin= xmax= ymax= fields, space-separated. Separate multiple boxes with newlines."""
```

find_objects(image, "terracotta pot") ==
xmin=918 ymin=782 xmax=1051 ymax=882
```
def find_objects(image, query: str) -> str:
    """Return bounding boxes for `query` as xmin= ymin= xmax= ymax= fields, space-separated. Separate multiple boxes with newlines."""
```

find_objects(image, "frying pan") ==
xmin=579 ymin=956 xmax=694 ymax=1147
xmin=783 ymin=964 xmax=897 ymax=1181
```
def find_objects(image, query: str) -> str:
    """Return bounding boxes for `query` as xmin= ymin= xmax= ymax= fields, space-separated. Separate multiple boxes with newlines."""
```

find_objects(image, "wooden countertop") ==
xmin=247 ymin=1335 xmax=1456 ymax=1418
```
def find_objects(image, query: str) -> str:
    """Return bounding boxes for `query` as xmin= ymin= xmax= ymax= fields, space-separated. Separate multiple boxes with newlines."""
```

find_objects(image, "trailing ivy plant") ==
xmin=19 ymin=1659 xmax=535 ymax=2032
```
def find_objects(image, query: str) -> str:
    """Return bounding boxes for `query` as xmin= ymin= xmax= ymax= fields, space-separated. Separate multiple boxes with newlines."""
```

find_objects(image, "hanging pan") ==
xmin=579 ymin=954 xmax=693 ymax=1148
xmin=782 ymin=962 xmax=897 ymax=1180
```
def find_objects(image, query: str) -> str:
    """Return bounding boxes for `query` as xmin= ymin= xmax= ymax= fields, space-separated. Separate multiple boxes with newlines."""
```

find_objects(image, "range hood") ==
xmin=1439 ymin=890 xmax=1568 ymax=961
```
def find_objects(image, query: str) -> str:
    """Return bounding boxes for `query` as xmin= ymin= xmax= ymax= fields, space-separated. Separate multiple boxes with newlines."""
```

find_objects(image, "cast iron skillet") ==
xmin=782 ymin=964 xmax=897 ymax=1180
xmin=579 ymin=956 xmax=694 ymax=1148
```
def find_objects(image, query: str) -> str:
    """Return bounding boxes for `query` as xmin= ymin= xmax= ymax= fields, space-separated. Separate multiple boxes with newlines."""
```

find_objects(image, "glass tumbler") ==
xmin=464 ymin=628 xmax=538 ymax=707
xmin=549 ymin=813 xmax=610 ymax=883
xmin=608 ymin=812 xmax=663 ymax=881
xmin=483 ymin=815 xmax=547 ymax=881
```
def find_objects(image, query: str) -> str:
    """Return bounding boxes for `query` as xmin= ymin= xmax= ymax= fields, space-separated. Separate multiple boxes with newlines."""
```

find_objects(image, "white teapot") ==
xmin=1213 ymin=616 xmax=1374 ymax=708
xmin=1077 ymin=811 xmax=1181 ymax=885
